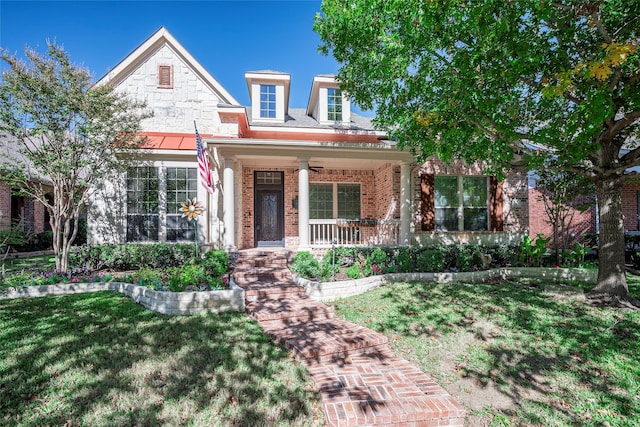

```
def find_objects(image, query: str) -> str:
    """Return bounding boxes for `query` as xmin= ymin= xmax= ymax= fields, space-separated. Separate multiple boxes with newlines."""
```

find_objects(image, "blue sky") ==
xmin=0 ymin=0 xmax=365 ymax=113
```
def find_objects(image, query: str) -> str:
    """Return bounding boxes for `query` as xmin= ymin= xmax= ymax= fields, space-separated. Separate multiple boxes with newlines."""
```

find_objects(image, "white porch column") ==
xmin=223 ymin=157 xmax=236 ymax=250
xmin=400 ymin=161 xmax=411 ymax=245
xmin=298 ymin=158 xmax=310 ymax=249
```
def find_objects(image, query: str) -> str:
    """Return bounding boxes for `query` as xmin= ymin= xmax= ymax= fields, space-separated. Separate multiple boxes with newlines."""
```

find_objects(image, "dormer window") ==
xmin=260 ymin=84 xmax=276 ymax=118
xmin=327 ymin=88 xmax=342 ymax=121
xmin=307 ymin=75 xmax=351 ymax=124
xmin=158 ymin=65 xmax=173 ymax=89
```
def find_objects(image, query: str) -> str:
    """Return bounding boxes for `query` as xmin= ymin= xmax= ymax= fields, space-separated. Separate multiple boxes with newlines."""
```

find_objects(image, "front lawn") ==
xmin=331 ymin=276 xmax=640 ymax=426
xmin=0 ymin=292 xmax=324 ymax=427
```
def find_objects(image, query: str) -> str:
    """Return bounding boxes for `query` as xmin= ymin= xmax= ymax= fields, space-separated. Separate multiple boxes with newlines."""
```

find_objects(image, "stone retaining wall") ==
xmin=294 ymin=267 xmax=597 ymax=302
xmin=1 ymin=282 xmax=245 ymax=315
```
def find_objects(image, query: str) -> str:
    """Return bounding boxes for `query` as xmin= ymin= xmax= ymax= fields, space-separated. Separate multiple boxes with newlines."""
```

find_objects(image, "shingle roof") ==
xmin=246 ymin=107 xmax=377 ymax=132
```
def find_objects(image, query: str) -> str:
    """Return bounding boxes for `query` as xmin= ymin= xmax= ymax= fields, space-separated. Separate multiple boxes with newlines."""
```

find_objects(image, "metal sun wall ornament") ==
xmin=180 ymin=198 xmax=204 ymax=257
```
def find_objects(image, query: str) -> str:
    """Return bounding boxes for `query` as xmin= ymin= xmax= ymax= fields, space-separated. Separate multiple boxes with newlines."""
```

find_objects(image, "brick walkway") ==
xmin=232 ymin=250 xmax=466 ymax=427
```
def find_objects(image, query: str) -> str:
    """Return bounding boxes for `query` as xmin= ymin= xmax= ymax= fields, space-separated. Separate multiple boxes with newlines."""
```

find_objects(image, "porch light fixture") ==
xmin=292 ymin=196 xmax=298 ymax=209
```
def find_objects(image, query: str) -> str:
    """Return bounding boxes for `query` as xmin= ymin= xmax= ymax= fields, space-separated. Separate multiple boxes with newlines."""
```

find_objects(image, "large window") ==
xmin=434 ymin=176 xmax=488 ymax=231
xmin=259 ymin=84 xmax=276 ymax=118
xmin=327 ymin=88 xmax=342 ymax=121
xmin=310 ymin=183 xmax=360 ymax=219
xmin=126 ymin=167 xmax=159 ymax=241
xmin=166 ymin=167 xmax=197 ymax=241
xmin=126 ymin=166 xmax=198 ymax=242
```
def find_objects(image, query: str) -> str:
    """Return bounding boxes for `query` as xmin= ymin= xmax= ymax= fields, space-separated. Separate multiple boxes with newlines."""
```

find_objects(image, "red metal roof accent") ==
xmin=139 ymin=132 xmax=214 ymax=150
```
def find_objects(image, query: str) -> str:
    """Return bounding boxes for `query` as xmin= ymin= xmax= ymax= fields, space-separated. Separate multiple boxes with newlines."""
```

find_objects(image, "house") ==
xmin=0 ymin=134 xmax=50 ymax=236
xmin=88 ymin=27 xmax=530 ymax=251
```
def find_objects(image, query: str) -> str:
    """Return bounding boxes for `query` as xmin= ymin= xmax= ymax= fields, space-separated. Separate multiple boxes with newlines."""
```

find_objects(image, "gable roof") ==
xmin=97 ymin=27 xmax=239 ymax=105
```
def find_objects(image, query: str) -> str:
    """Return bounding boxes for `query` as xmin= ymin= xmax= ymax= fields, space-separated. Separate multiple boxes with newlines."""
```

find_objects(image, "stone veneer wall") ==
xmin=113 ymin=44 xmax=224 ymax=135
xmin=0 ymin=184 xmax=10 ymax=231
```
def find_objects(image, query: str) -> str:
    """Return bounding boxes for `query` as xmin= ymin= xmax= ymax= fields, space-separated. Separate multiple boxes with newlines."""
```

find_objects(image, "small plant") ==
xmin=290 ymin=251 xmax=320 ymax=280
xmin=519 ymin=234 xmax=550 ymax=267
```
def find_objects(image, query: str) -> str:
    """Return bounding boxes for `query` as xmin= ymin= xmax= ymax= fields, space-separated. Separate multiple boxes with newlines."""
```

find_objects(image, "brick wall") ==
xmin=623 ymin=181 xmax=640 ymax=231
xmin=528 ymin=187 xmax=597 ymax=246
xmin=0 ymin=184 xmax=10 ymax=231
xmin=240 ymin=165 xmax=394 ymax=249
xmin=413 ymin=158 xmax=529 ymax=234
xmin=374 ymin=163 xmax=401 ymax=220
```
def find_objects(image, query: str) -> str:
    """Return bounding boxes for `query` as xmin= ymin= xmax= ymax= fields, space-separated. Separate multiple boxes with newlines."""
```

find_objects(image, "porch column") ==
xmin=400 ymin=161 xmax=411 ymax=245
xmin=298 ymin=158 xmax=310 ymax=249
xmin=223 ymin=157 xmax=236 ymax=250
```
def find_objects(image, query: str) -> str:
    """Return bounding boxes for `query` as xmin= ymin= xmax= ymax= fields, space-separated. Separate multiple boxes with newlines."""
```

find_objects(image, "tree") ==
xmin=315 ymin=0 xmax=640 ymax=298
xmin=0 ymin=42 xmax=150 ymax=272
xmin=535 ymin=164 xmax=595 ymax=264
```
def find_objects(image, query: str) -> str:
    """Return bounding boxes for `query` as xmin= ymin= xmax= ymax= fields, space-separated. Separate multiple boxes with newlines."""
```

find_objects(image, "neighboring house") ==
xmin=88 ymin=27 xmax=529 ymax=251
xmin=0 ymin=134 xmax=50 ymax=235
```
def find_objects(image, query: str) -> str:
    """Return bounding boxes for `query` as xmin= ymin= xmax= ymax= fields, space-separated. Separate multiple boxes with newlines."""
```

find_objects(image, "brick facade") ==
xmin=622 ymin=181 xmax=640 ymax=231
xmin=0 ymin=184 xmax=47 ymax=233
xmin=412 ymin=158 xmax=529 ymax=235
xmin=528 ymin=187 xmax=597 ymax=246
xmin=240 ymin=165 xmax=393 ymax=249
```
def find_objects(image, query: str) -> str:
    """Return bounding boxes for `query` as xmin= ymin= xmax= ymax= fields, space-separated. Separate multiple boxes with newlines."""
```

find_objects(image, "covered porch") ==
xmin=210 ymin=138 xmax=415 ymax=250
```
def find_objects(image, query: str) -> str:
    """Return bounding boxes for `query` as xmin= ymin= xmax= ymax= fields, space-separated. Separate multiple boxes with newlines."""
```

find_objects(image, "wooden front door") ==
xmin=254 ymin=171 xmax=284 ymax=246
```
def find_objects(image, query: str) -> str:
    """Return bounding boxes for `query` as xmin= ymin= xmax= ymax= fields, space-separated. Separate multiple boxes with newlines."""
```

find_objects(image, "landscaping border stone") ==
xmin=0 ymin=281 xmax=245 ymax=315
xmin=293 ymin=267 xmax=598 ymax=302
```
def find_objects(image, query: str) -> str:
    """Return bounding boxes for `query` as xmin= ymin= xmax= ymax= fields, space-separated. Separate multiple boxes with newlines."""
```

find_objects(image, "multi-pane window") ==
xmin=327 ymin=88 xmax=342 ymax=121
xmin=166 ymin=167 xmax=197 ymax=241
xmin=126 ymin=167 xmax=159 ymax=241
xmin=310 ymin=184 xmax=333 ymax=219
xmin=310 ymin=183 xmax=360 ymax=219
xmin=434 ymin=176 xmax=488 ymax=231
xmin=126 ymin=166 xmax=198 ymax=242
xmin=259 ymin=84 xmax=276 ymax=118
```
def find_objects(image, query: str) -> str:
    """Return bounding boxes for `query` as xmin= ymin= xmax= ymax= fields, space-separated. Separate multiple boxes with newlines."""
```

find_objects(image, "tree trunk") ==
xmin=590 ymin=177 xmax=629 ymax=298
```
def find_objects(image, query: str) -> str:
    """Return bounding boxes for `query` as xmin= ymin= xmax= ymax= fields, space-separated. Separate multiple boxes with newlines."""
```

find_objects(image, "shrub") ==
xmin=345 ymin=263 xmax=361 ymax=279
xmin=131 ymin=267 xmax=165 ymax=290
xmin=70 ymin=243 xmax=196 ymax=271
xmin=416 ymin=248 xmax=445 ymax=272
xmin=290 ymin=251 xmax=320 ymax=280
xmin=202 ymin=249 xmax=229 ymax=277
xmin=365 ymin=247 xmax=387 ymax=275
xmin=166 ymin=261 xmax=210 ymax=292
xmin=395 ymin=248 xmax=414 ymax=273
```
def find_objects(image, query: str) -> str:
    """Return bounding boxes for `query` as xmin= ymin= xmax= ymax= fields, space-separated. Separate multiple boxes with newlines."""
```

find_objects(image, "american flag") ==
xmin=195 ymin=123 xmax=214 ymax=194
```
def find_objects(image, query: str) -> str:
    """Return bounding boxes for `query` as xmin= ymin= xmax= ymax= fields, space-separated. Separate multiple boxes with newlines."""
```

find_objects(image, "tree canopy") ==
xmin=316 ymin=0 xmax=639 ymax=298
xmin=0 ymin=42 xmax=150 ymax=272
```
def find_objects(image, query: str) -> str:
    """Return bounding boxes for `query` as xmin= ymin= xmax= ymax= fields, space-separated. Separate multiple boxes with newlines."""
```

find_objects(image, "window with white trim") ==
xmin=259 ymin=84 xmax=276 ymax=118
xmin=166 ymin=167 xmax=198 ymax=241
xmin=434 ymin=176 xmax=488 ymax=231
xmin=310 ymin=183 xmax=360 ymax=219
xmin=126 ymin=167 xmax=159 ymax=241
xmin=327 ymin=88 xmax=342 ymax=121
xmin=126 ymin=166 xmax=198 ymax=242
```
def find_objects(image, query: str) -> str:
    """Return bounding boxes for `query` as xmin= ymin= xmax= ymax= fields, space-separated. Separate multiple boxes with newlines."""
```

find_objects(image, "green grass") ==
xmin=1 ymin=255 xmax=55 ymax=275
xmin=331 ymin=276 xmax=640 ymax=426
xmin=0 ymin=292 xmax=324 ymax=427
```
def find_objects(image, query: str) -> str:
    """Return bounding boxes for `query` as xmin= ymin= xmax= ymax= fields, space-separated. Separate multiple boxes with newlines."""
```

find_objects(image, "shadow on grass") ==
xmin=0 ymin=292 xmax=323 ymax=426
xmin=332 ymin=280 xmax=640 ymax=426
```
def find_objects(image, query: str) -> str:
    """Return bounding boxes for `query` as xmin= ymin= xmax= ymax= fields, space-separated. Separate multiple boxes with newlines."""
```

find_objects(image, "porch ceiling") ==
xmin=210 ymin=138 xmax=415 ymax=170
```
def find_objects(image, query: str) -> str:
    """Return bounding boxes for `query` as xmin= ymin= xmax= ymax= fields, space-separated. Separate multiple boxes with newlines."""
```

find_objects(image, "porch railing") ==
xmin=309 ymin=219 xmax=400 ymax=247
